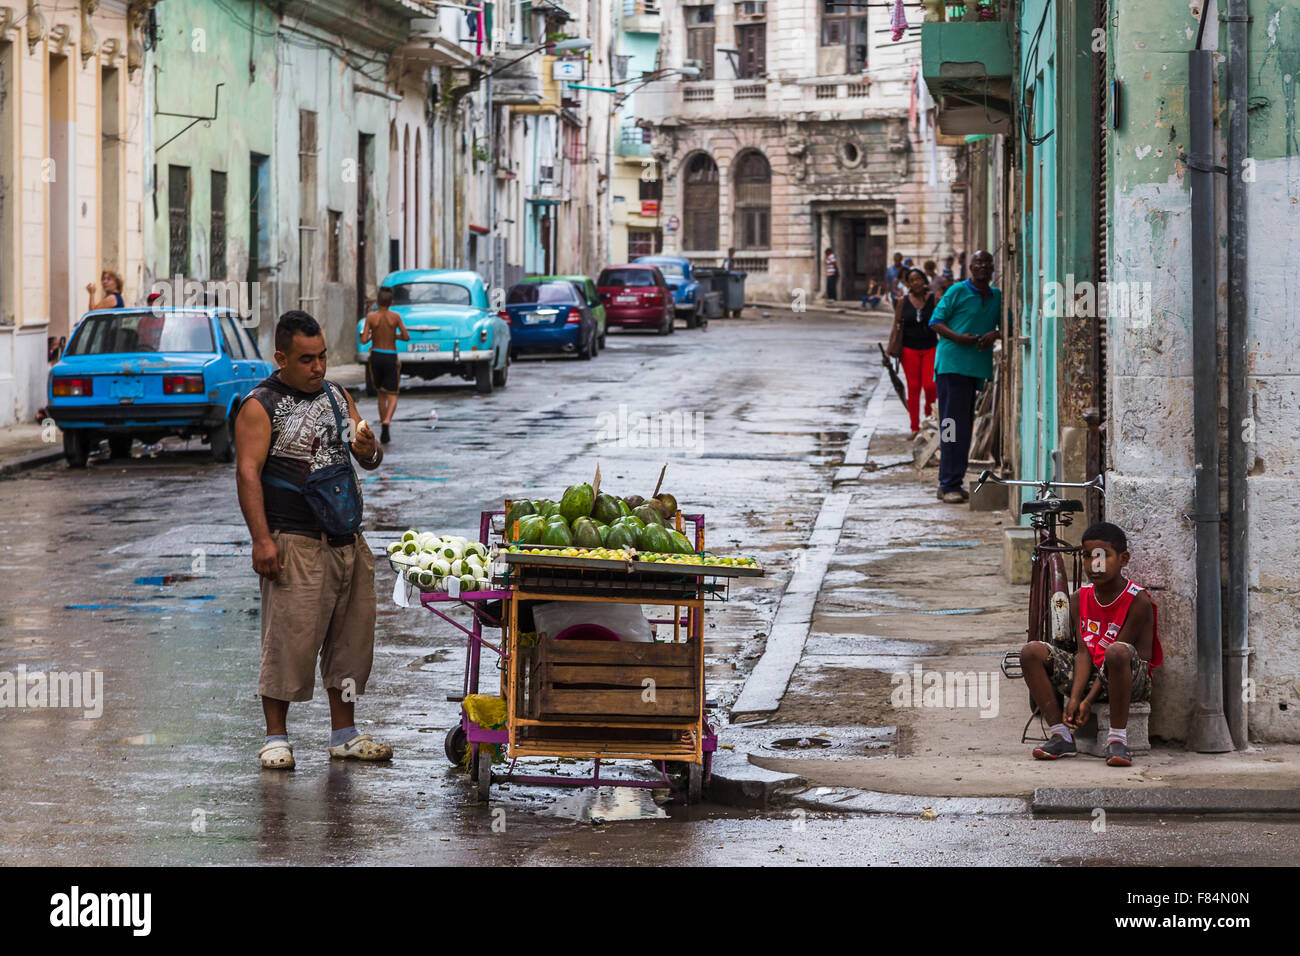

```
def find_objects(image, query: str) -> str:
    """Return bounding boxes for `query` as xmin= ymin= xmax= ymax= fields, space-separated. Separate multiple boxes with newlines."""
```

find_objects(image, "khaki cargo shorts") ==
xmin=1039 ymin=640 xmax=1153 ymax=704
xmin=259 ymin=530 xmax=377 ymax=702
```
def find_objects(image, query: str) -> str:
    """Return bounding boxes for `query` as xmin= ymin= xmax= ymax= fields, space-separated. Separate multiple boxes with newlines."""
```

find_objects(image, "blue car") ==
xmin=358 ymin=269 xmax=511 ymax=395
xmin=634 ymin=255 xmax=701 ymax=328
xmin=47 ymin=307 xmax=272 ymax=467
xmin=504 ymin=278 xmax=600 ymax=361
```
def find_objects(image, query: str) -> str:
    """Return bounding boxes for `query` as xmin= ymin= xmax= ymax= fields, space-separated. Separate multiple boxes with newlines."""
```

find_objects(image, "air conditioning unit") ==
xmin=737 ymin=0 xmax=766 ymax=17
xmin=409 ymin=18 xmax=441 ymax=40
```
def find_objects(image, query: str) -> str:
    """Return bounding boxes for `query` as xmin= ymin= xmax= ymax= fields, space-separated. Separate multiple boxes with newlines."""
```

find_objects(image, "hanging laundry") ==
xmin=891 ymin=0 xmax=909 ymax=41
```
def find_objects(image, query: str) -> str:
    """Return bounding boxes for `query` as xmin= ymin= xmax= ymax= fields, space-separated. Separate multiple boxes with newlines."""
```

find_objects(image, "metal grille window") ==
xmin=821 ymin=0 xmax=870 ymax=73
xmin=628 ymin=229 xmax=663 ymax=257
xmin=682 ymin=152 xmax=719 ymax=251
xmin=733 ymin=151 xmax=770 ymax=250
xmin=737 ymin=23 xmax=766 ymax=78
xmin=685 ymin=5 xmax=715 ymax=80
xmin=168 ymin=165 xmax=190 ymax=279
xmin=327 ymin=210 xmax=341 ymax=283
xmin=639 ymin=176 xmax=662 ymax=201
xmin=210 ymin=171 xmax=227 ymax=280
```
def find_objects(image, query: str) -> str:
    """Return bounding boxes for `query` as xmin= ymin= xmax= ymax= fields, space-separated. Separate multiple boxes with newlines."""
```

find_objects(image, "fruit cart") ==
xmin=391 ymin=504 xmax=762 ymax=804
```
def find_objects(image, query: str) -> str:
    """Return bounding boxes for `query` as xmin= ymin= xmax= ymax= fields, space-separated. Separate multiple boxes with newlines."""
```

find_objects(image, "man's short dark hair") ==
xmin=1081 ymin=522 xmax=1128 ymax=554
xmin=276 ymin=310 xmax=322 ymax=354
xmin=376 ymin=287 xmax=393 ymax=307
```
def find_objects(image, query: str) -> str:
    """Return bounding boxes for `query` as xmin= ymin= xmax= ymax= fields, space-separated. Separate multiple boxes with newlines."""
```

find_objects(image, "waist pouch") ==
xmin=263 ymin=385 xmax=363 ymax=537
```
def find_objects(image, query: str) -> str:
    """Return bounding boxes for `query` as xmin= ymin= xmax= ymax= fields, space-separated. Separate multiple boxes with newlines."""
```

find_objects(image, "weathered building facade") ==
xmin=642 ymin=0 xmax=967 ymax=303
xmin=0 ymin=0 xmax=154 ymax=427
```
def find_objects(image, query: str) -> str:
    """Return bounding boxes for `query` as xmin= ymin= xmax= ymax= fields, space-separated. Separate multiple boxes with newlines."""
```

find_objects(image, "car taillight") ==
xmin=499 ymin=310 xmax=511 ymax=325
xmin=52 ymin=376 xmax=93 ymax=397
xmin=565 ymin=307 xmax=580 ymax=325
xmin=163 ymin=374 xmax=205 ymax=395
xmin=644 ymin=292 xmax=663 ymax=305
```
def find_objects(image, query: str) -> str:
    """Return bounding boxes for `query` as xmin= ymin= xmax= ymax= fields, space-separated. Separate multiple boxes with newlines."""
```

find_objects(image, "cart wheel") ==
xmin=475 ymin=749 xmax=493 ymax=801
xmin=444 ymin=725 xmax=468 ymax=767
xmin=686 ymin=762 xmax=703 ymax=804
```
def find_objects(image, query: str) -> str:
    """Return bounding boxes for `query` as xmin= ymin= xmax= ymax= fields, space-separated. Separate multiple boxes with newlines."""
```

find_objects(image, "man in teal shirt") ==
xmin=929 ymin=250 xmax=1001 ymax=502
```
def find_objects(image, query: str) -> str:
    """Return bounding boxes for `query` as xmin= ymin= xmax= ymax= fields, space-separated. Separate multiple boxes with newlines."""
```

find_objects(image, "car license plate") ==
xmin=522 ymin=313 xmax=547 ymax=325
xmin=409 ymin=343 xmax=440 ymax=353
xmin=615 ymin=295 xmax=637 ymax=304
xmin=110 ymin=379 xmax=144 ymax=399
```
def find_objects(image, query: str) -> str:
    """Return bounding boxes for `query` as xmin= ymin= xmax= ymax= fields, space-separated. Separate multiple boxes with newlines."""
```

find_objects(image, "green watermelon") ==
xmin=640 ymin=524 xmax=673 ymax=554
xmin=560 ymin=483 xmax=595 ymax=523
xmin=617 ymin=499 xmax=634 ymax=517
xmin=515 ymin=515 xmax=545 ymax=544
xmin=572 ymin=517 xmax=602 ymax=549
xmin=634 ymin=504 xmax=664 ymax=527
xmin=505 ymin=498 xmax=535 ymax=533
xmin=606 ymin=525 xmax=638 ymax=551
xmin=540 ymin=522 xmax=573 ymax=547
xmin=532 ymin=498 xmax=560 ymax=518
xmin=668 ymin=530 xmax=694 ymax=554
xmin=596 ymin=524 xmax=611 ymax=546
xmin=593 ymin=493 xmax=623 ymax=524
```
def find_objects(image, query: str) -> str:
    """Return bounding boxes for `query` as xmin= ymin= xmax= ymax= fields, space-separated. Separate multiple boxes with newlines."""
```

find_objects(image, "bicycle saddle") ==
xmin=1021 ymin=498 xmax=1084 ymax=514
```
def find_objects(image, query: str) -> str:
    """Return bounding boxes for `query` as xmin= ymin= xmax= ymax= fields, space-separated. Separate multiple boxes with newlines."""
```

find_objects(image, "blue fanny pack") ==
xmin=263 ymin=384 xmax=363 ymax=537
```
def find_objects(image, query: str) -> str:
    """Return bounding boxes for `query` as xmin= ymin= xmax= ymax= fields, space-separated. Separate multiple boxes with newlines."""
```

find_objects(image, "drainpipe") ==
xmin=1223 ymin=0 xmax=1250 ymax=749
xmin=1186 ymin=48 xmax=1233 ymax=753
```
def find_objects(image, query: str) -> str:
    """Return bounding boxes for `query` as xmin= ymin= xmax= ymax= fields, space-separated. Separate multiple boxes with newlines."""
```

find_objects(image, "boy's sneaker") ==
xmin=942 ymin=490 xmax=966 ymax=504
xmin=1105 ymin=740 xmax=1133 ymax=767
xmin=1032 ymin=735 xmax=1077 ymax=760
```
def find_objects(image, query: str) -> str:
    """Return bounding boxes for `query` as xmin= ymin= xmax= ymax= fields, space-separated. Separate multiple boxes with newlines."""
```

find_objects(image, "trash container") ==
xmin=701 ymin=290 xmax=724 ymax=320
xmin=722 ymin=270 xmax=747 ymax=317
xmin=691 ymin=268 xmax=724 ymax=328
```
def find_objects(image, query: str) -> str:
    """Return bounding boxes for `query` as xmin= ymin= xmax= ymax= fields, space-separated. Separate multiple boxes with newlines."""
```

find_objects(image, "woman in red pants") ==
xmin=895 ymin=268 xmax=938 ymax=436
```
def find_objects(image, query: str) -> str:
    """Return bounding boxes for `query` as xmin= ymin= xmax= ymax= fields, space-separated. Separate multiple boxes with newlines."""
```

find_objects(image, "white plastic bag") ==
xmin=531 ymin=601 xmax=654 ymax=643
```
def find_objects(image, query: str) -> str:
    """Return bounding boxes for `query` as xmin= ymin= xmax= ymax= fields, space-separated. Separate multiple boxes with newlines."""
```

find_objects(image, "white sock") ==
xmin=1050 ymin=723 xmax=1074 ymax=743
xmin=1107 ymin=727 xmax=1127 ymax=745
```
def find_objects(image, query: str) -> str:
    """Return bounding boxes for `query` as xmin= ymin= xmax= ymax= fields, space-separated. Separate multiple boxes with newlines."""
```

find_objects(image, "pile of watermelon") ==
xmin=503 ymin=483 xmax=694 ymax=555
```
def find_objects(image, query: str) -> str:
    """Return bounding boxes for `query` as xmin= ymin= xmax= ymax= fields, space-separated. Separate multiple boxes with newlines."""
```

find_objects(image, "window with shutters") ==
xmin=327 ymin=209 xmax=341 ymax=282
xmin=737 ymin=23 xmax=766 ymax=78
xmin=628 ymin=229 xmax=663 ymax=257
xmin=638 ymin=176 xmax=662 ymax=201
xmin=210 ymin=171 xmax=227 ymax=279
xmin=685 ymin=5 xmax=715 ymax=80
xmin=682 ymin=152 xmax=719 ymax=251
xmin=168 ymin=165 xmax=190 ymax=278
xmin=821 ymin=0 xmax=869 ymax=73
xmin=733 ymin=150 xmax=770 ymax=250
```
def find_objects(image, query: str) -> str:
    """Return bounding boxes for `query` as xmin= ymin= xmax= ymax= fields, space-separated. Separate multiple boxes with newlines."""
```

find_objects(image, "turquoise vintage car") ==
xmin=358 ymin=270 xmax=511 ymax=395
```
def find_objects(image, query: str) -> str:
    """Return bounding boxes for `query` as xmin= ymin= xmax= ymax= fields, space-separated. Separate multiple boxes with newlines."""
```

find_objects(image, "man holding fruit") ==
xmin=235 ymin=310 xmax=393 ymax=769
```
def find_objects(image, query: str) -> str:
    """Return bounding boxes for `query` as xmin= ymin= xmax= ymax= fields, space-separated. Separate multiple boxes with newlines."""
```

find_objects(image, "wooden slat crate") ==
xmin=530 ymin=638 xmax=698 ymax=721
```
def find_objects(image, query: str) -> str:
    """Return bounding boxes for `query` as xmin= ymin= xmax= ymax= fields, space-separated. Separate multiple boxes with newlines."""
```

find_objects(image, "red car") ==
xmin=596 ymin=265 xmax=675 ymax=335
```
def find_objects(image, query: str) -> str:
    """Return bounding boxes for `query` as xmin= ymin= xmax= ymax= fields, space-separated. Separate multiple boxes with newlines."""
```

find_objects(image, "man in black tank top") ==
xmin=235 ymin=311 xmax=393 ymax=769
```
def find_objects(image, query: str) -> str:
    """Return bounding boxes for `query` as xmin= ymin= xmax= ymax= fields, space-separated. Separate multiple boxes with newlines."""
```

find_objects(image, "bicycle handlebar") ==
xmin=975 ymin=469 xmax=1105 ymax=496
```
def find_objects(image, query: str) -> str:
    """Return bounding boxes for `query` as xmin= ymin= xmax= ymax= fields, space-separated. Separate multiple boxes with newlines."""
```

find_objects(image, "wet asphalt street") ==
xmin=0 ymin=312 xmax=1294 ymax=866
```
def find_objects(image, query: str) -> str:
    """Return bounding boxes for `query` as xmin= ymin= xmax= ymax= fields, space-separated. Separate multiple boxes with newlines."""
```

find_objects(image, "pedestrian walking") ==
xmin=234 ymin=310 xmax=393 ymax=770
xmin=885 ymin=252 xmax=905 ymax=305
xmin=824 ymin=247 xmax=839 ymax=301
xmin=928 ymin=250 xmax=1000 ymax=503
xmin=86 ymin=270 xmax=125 ymax=311
xmin=923 ymin=259 xmax=943 ymax=296
xmin=721 ymin=247 xmax=736 ymax=271
xmin=941 ymin=255 xmax=955 ymax=283
xmin=889 ymin=268 xmax=938 ymax=437
xmin=360 ymin=287 xmax=410 ymax=444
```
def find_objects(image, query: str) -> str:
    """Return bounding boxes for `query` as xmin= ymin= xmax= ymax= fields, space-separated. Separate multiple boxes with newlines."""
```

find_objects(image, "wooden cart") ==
xmin=428 ymin=508 xmax=761 ymax=804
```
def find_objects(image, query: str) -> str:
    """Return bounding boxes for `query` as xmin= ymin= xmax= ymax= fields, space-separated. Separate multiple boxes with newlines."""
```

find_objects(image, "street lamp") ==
xmin=568 ymin=67 xmax=700 ymax=100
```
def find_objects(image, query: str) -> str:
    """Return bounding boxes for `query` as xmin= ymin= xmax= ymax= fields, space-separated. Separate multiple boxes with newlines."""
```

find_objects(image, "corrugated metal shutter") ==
xmin=1094 ymin=0 xmax=1109 ymax=513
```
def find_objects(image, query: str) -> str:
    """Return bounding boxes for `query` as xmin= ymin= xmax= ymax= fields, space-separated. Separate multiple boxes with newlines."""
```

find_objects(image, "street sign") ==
xmin=665 ymin=215 xmax=679 ymax=232
xmin=553 ymin=59 xmax=584 ymax=81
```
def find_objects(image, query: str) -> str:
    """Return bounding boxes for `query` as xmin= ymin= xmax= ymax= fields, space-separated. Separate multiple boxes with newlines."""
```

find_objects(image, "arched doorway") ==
xmin=682 ymin=152 xmax=719 ymax=251
xmin=733 ymin=150 xmax=770 ymax=250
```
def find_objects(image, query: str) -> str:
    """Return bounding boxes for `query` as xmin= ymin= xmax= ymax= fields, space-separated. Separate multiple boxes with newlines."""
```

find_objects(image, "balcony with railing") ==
xmin=622 ymin=0 xmax=661 ymax=34
xmin=921 ymin=1 xmax=1012 ymax=134
xmin=617 ymin=121 xmax=653 ymax=159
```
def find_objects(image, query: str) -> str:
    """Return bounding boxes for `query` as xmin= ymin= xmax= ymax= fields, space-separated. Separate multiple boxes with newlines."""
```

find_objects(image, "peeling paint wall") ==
xmin=1108 ymin=0 xmax=1300 ymax=743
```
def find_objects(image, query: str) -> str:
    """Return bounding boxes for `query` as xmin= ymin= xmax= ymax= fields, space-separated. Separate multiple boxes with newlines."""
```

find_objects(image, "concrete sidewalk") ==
xmin=716 ymin=372 xmax=1300 ymax=814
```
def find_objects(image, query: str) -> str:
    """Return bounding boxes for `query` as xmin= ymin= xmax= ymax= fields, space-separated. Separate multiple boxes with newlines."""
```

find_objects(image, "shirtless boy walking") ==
xmin=360 ymin=287 xmax=409 ymax=444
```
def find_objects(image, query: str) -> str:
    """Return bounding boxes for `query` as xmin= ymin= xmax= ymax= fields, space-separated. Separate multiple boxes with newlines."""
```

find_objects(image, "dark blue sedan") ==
xmin=503 ymin=279 xmax=600 ymax=360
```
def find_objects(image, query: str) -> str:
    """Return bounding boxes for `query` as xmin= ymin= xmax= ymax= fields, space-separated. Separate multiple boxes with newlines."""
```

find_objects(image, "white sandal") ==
xmin=327 ymin=733 xmax=393 ymax=761
xmin=258 ymin=740 xmax=295 ymax=769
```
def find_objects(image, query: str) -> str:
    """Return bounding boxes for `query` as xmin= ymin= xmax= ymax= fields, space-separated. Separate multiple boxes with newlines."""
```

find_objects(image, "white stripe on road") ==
xmin=730 ymin=372 xmax=893 ymax=715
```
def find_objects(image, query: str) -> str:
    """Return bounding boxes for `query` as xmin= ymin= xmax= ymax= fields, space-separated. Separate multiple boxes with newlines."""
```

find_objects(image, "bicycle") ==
xmin=974 ymin=463 xmax=1105 ymax=740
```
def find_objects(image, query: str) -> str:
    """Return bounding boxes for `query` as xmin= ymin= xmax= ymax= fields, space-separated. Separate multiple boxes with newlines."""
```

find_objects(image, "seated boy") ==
xmin=1018 ymin=522 xmax=1163 ymax=767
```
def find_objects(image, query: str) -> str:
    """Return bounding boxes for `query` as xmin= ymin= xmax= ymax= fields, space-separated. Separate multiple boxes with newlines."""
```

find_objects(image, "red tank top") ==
xmin=1078 ymin=581 xmax=1162 ymax=670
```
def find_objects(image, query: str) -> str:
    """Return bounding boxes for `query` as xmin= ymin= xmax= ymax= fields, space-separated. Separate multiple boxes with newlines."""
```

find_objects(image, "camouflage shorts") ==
xmin=1037 ymin=641 xmax=1152 ymax=704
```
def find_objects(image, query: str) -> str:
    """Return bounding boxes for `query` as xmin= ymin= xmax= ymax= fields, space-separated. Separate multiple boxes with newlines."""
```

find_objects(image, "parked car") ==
xmin=504 ymin=278 xmax=601 ymax=360
xmin=633 ymin=255 xmax=701 ymax=327
xmin=519 ymin=275 xmax=607 ymax=349
xmin=358 ymin=269 xmax=510 ymax=395
xmin=596 ymin=265 xmax=675 ymax=335
xmin=46 ymin=307 xmax=273 ymax=467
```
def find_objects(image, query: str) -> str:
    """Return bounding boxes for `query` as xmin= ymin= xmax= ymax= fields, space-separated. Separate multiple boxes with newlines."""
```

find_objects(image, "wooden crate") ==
xmin=531 ymin=638 xmax=699 ymax=722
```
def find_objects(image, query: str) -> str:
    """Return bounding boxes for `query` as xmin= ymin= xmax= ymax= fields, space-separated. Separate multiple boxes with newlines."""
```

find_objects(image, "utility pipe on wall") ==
xmin=1186 ymin=48 xmax=1234 ymax=754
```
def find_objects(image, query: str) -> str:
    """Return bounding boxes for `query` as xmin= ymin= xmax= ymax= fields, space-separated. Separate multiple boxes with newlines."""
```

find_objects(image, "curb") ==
xmin=0 ymin=446 xmax=65 ymax=476
xmin=1032 ymin=787 xmax=1300 ymax=815
xmin=707 ymin=751 xmax=807 ymax=809
xmin=791 ymin=788 xmax=1029 ymax=817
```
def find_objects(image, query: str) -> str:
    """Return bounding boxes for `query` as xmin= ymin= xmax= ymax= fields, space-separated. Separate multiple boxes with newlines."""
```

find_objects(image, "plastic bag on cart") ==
xmin=532 ymin=601 xmax=653 ymax=643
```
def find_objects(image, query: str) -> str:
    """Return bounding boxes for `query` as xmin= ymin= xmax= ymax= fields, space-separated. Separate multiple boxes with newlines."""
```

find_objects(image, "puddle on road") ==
xmin=133 ymin=575 xmax=204 ymax=586
xmin=549 ymin=786 xmax=668 ymax=823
